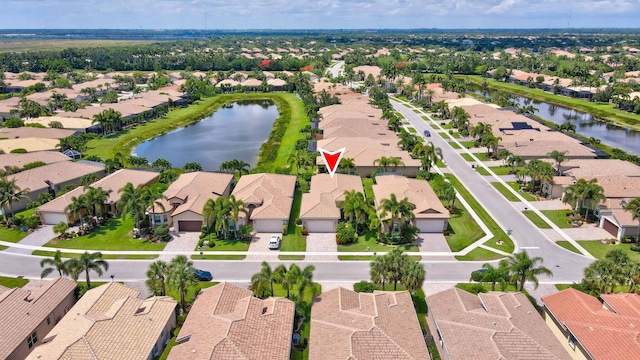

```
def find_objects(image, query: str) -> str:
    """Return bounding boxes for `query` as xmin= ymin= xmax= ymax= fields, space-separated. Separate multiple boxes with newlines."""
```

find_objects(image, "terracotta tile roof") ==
xmin=0 ymin=137 xmax=61 ymax=153
xmin=428 ymin=288 xmax=570 ymax=360
xmin=27 ymin=282 xmax=176 ymax=360
xmin=562 ymin=159 xmax=640 ymax=178
xmin=543 ymin=288 xmax=640 ymax=360
xmin=317 ymin=137 xmax=421 ymax=168
xmin=0 ymin=127 xmax=79 ymax=140
xmin=0 ymin=278 xmax=77 ymax=360
xmin=611 ymin=208 xmax=638 ymax=227
xmin=300 ymin=174 xmax=364 ymax=220
xmin=158 ymin=172 xmax=233 ymax=216
xmin=37 ymin=169 xmax=158 ymax=213
xmin=231 ymin=173 xmax=296 ymax=220
xmin=9 ymin=161 xmax=105 ymax=193
xmin=595 ymin=175 xmax=640 ymax=199
xmin=309 ymin=287 xmax=429 ymax=360
xmin=169 ymin=282 xmax=294 ymax=360
xmin=26 ymin=116 xmax=96 ymax=130
xmin=373 ymin=175 xmax=449 ymax=220
xmin=0 ymin=151 xmax=71 ymax=169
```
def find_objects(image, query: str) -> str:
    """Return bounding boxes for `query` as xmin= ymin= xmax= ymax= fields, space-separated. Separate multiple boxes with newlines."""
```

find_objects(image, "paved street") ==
xmin=327 ymin=61 xmax=344 ymax=78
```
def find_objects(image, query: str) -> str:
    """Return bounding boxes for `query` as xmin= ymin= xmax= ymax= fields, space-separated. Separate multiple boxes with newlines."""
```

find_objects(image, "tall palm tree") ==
xmin=547 ymin=150 xmax=568 ymax=176
xmin=413 ymin=142 xmax=442 ymax=172
xmin=370 ymin=255 xmax=389 ymax=289
xmin=274 ymin=264 xmax=298 ymax=299
xmin=228 ymin=195 xmax=248 ymax=236
xmin=624 ymin=198 xmax=640 ymax=244
xmin=65 ymin=195 xmax=89 ymax=227
xmin=388 ymin=157 xmax=405 ymax=173
xmin=400 ymin=261 xmax=426 ymax=292
xmin=504 ymin=251 xmax=553 ymax=291
xmin=339 ymin=190 xmax=368 ymax=235
xmin=145 ymin=186 xmax=167 ymax=228
xmin=296 ymin=265 xmax=316 ymax=300
xmin=0 ymin=176 xmax=30 ymax=221
xmin=373 ymin=156 xmax=391 ymax=172
xmin=68 ymin=251 xmax=109 ymax=289
xmin=379 ymin=194 xmax=416 ymax=231
xmin=581 ymin=180 xmax=606 ymax=220
xmin=507 ymin=155 xmax=524 ymax=175
xmin=338 ymin=157 xmax=356 ymax=174
xmin=288 ymin=151 xmax=312 ymax=177
xmin=202 ymin=197 xmax=233 ymax=237
xmin=117 ymin=182 xmax=147 ymax=230
xmin=145 ymin=260 xmax=168 ymax=296
xmin=168 ymin=255 xmax=197 ymax=312
xmin=39 ymin=250 xmax=70 ymax=278
xmin=480 ymin=263 xmax=509 ymax=291
xmin=84 ymin=186 xmax=109 ymax=217
xmin=250 ymin=261 xmax=278 ymax=297
xmin=583 ymin=259 xmax=618 ymax=294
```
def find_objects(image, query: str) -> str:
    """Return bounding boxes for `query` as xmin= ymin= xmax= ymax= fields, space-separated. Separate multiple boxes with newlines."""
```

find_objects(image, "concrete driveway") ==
xmin=159 ymin=231 xmax=200 ymax=260
xmin=5 ymin=225 xmax=54 ymax=255
xmin=306 ymin=233 xmax=337 ymax=261
xmin=246 ymin=233 xmax=280 ymax=260
xmin=415 ymin=233 xmax=455 ymax=260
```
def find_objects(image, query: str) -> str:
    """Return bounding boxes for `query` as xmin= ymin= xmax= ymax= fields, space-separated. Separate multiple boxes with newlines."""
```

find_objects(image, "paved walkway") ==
xmin=246 ymin=233 xmax=280 ymax=260
xmin=5 ymin=225 xmax=54 ymax=254
xmin=524 ymin=283 xmax=559 ymax=307
xmin=423 ymin=283 xmax=456 ymax=297
xmin=563 ymin=225 xmax=613 ymax=241
xmin=159 ymin=231 xmax=200 ymax=260
xmin=532 ymin=200 xmax=572 ymax=211
xmin=415 ymin=233 xmax=455 ymax=260
xmin=305 ymin=233 xmax=337 ymax=261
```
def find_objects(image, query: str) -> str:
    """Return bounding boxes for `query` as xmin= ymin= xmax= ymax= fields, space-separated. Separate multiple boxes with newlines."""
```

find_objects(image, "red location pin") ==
xmin=319 ymin=147 xmax=345 ymax=178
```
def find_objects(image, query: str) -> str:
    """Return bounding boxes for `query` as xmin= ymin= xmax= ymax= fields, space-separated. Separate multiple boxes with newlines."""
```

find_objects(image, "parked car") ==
xmin=470 ymin=268 xmax=487 ymax=282
xmin=194 ymin=269 xmax=213 ymax=281
xmin=424 ymin=130 xmax=431 ymax=137
xmin=268 ymin=235 xmax=282 ymax=250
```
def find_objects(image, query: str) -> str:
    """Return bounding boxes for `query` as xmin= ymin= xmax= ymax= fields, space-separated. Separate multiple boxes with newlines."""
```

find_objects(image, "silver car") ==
xmin=268 ymin=235 xmax=281 ymax=250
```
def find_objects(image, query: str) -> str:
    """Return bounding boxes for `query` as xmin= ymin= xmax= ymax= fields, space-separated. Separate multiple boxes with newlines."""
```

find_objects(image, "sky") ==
xmin=1 ymin=0 xmax=640 ymax=29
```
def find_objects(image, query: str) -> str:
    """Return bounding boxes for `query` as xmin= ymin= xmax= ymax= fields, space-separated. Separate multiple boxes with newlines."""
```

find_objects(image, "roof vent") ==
xmin=631 ymin=324 xmax=635 ymax=328
xmin=493 ymin=322 xmax=497 ymax=326
xmin=135 ymin=307 xmax=146 ymax=314
xmin=262 ymin=307 xmax=268 ymax=315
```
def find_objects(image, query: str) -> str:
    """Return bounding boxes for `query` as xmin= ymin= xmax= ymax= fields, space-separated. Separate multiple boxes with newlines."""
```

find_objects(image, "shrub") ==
xmin=154 ymin=224 xmax=170 ymax=241
xmin=23 ymin=216 xmax=40 ymax=229
xmin=10 ymin=148 xmax=27 ymax=154
xmin=23 ymin=161 xmax=46 ymax=170
xmin=282 ymin=224 xmax=287 ymax=235
xmin=295 ymin=218 xmax=302 ymax=226
xmin=631 ymin=244 xmax=640 ymax=252
xmin=354 ymin=281 xmax=377 ymax=293
xmin=336 ymin=222 xmax=356 ymax=245
xmin=301 ymin=228 xmax=309 ymax=236
xmin=4 ymin=118 xmax=24 ymax=128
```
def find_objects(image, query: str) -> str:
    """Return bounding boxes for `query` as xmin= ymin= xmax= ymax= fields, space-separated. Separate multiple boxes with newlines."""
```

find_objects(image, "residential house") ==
xmin=168 ymin=282 xmax=295 ymax=360
xmin=27 ymin=282 xmax=177 ymax=360
xmin=0 ymin=278 xmax=77 ymax=360
xmin=309 ymin=287 xmax=430 ymax=360
xmin=427 ymin=287 xmax=571 ymax=360
xmin=300 ymin=174 xmax=364 ymax=233
xmin=150 ymin=171 xmax=234 ymax=232
xmin=231 ymin=173 xmax=296 ymax=233
xmin=25 ymin=116 xmax=100 ymax=133
xmin=542 ymin=288 xmax=640 ymax=360
xmin=37 ymin=169 xmax=158 ymax=225
xmin=3 ymin=161 xmax=105 ymax=215
xmin=373 ymin=175 xmax=449 ymax=233
xmin=0 ymin=151 xmax=71 ymax=171
xmin=0 ymin=138 xmax=62 ymax=153
xmin=0 ymin=127 xmax=80 ymax=140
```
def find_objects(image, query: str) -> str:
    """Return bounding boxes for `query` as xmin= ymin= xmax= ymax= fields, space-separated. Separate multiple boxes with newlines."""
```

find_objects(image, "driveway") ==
xmin=246 ymin=233 xmax=280 ymax=260
xmin=159 ymin=231 xmax=200 ymax=260
xmin=415 ymin=233 xmax=455 ymax=261
xmin=5 ymin=225 xmax=55 ymax=255
xmin=306 ymin=233 xmax=337 ymax=261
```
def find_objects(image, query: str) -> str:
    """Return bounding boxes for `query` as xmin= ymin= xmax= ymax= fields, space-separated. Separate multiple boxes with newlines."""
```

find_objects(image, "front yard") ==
xmin=338 ymin=230 xmax=419 ymax=256
xmin=577 ymin=241 xmax=640 ymax=262
xmin=491 ymin=182 xmax=537 ymax=202
xmin=280 ymin=189 xmax=306 ymax=260
xmin=445 ymin=205 xmax=485 ymax=252
xmin=522 ymin=210 xmax=574 ymax=229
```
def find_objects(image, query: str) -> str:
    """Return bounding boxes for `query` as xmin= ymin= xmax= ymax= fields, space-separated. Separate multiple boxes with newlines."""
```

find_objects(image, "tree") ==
xmin=202 ymin=196 xmax=233 ymax=237
xmin=338 ymin=157 xmax=356 ymax=174
xmin=53 ymin=221 xmax=69 ymax=239
xmin=370 ymin=248 xmax=423 ymax=291
xmin=145 ymin=186 xmax=167 ymax=228
xmin=40 ymin=250 xmax=70 ymax=278
xmin=151 ymin=158 xmax=172 ymax=171
xmin=625 ymin=198 xmax=640 ymax=244
xmin=379 ymin=194 xmax=416 ymax=231
xmin=65 ymin=195 xmax=89 ymax=228
xmin=92 ymin=108 xmax=122 ymax=136
xmin=400 ymin=260 xmax=426 ymax=292
xmin=67 ymin=251 xmax=109 ymax=289
xmin=117 ymin=182 xmax=148 ymax=230
xmin=480 ymin=263 xmax=509 ymax=291
xmin=413 ymin=142 xmax=442 ymax=172
xmin=581 ymin=180 xmax=606 ymax=220
xmin=339 ymin=190 xmax=369 ymax=235
xmin=0 ymin=176 xmax=30 ymax=220
xmin=547 ymin=150 xmax=568 ymax=176
xmin=504 ymin=251 xmax=553 ymax=291
xmin=296 ymin=264 xmax=316 ymax=299
xmin=274 ymin=264 xmax=298 ymax=299
xmin=250 ymin=261 xmax=278 ymax=297
xmin=583 ymin=259 xmax=619 ymax=294
xmin=507 ymin=155 xmax=524 ymax=174
xmin=183 ymin=162 xmax=203 ymax=172
xmin=84 ymin=186 xmax=109 ymax=217
xmin=288 ymin=151 xmax=312 ymax=177
xmin=370 ymin=255 xmax=389 ymax=289
xmin=168 ymin=255 xmax=197 ymax=312
xmin=373 ymin=156 xmax=391 ymax=172
xmin=145 ymin=260 xmax=169 ymax=296
xmin=79 ymin=173 xmax=99 ymax=186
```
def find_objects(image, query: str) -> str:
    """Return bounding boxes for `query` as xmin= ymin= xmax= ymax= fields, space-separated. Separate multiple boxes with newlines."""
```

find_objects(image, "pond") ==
xmin=133 ymin=100 xmax=278 ymax=171
xmin=474 ymin=90 xmax=640 ymax=156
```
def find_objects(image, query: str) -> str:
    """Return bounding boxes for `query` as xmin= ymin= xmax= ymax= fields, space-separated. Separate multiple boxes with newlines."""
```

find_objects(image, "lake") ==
xmin=133 ymin=100 xmax=278 ymax=171
xmin=474 ymin=90 xmax=640 ymax=156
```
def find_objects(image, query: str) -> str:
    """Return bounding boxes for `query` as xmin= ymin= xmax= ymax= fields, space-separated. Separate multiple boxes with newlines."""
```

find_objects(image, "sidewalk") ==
xmin=5 ymin=225 xmax=54 ymax=255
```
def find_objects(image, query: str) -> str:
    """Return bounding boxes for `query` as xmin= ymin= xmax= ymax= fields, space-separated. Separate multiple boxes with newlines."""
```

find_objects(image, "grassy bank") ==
xmin=465 ymin=76 xmax=640 ymax=131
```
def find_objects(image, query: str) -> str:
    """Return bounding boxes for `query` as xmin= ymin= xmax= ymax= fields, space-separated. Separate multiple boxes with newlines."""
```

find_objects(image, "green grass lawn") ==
xmin=166 ymin=281 xmax=219 ymax=306
xmin=0 ymin=276 xmax=29 ymax=288
xmin=523 ymin=210 xmax=573 ymax=229
xmin=456 ymin=282 xmax=519 ymax=293
xmin=555 ymin=241 xmax=581 ymax=254
xmin=449 ymin=131 xmax=461 ymax=139
xmin=43 ymin=216 xmax=166 ymax=251
xmin=461 ymin=152 xmax=490 ymax=162
xmin=338 ymin=230 xmax=419 ymax=253
xmin=445 ymin=205 xmax=485 ymax=252
xmin=195 ymin=237 xmax=250 ymax=251
xmin=32 ymin=250 xmax=158 ymax=260
xmin=449 ymin=142 xmax=462 ymax=149
xmin=422 ymin=116 xmax=430 ymax=121
xmin=191 ymin=254 xmax=246 ymax=260
xmin=477 ymin=165 xmax=524 ymax=176
xmin=455 ymin=247 xmax=505 ymax=261
xmin=577 ymin=241 xmax=640 ymax=262
xmin=281 ymin=189 xmax=306 ymax=254
xmin=0 ymin=208 xmax=37 ymax=244
xmin=457 ymin=141 xmax=476 ymax=148
xmin=492 ymin=182 xmax=536 ymax=202
xmin=406 ymin=127 xmax=417 ymax=133
xmin=271 ymin=94 xmax=310 ymax=171
xmin=440 ymin=122 xmax=453 ymax=129
xmin=362 ymin=178 xmax=375 ymax=202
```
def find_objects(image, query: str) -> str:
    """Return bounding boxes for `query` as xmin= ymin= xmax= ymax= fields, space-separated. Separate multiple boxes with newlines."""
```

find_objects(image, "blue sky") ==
xmin=1 ymin=0 xmax=639 ymax=29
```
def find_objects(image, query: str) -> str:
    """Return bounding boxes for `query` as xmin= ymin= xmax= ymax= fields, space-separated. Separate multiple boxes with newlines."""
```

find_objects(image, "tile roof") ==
xmin=231 ymin=173 xmax=296 ymax=220
xmin=309 ymin=287 xmax=429 ymax=360
xmin=595 ymin=175 xmax=640 ymax=199
xmin=0 ymin=278 xmax=77 ymax=360
xmin=561 ymin=159 xmax=640 ymax=179
xmin=316 ymin=137 xmax=421 ymax=168
xmin=9 ymin=161 xmax=105 ymax=193
xmin=373 ymin=175 xmax=449 ymax=220
xmin=0 ymin=137 xmax=61 ymax=153
xmin=159 ymin=172 xmax=233 ymax=216
xmin=27 ymin=282 xmax=176 ymax=360
xmin=169 ymin=282 xmax=294 ymax=360
xmin=543 ymin=288 xmax=640 ymax=360
xmin=428 ymin=288 xmax=570 ymax=360
xmin=25 ymin=116 xmax=96 ymax=131
xmin=37 ymin=169 xmax=158 ymax=213
xmin=0 ymin=151 xmax=71 ymax=169
xmin=0 ymin=127 xmax=79 ymax=140
xmin=300 ymin=174 xmax=364 ymax=220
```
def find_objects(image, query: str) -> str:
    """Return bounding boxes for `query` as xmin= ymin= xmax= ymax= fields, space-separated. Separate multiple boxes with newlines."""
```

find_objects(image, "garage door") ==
xmin=304 ymin=220 xmax=335 ymax=233
xmin=42 ymin=213 xmax=68 ymax=225
xmin=602 ymin=218 xmax=619 ymax=237
xmin=177 ymin=220 xmax=202 ymax=232
xmin=415 ymin=219 xmax=445 ymax=233
xmin=254 ymin=219 xmax=284 ymax=233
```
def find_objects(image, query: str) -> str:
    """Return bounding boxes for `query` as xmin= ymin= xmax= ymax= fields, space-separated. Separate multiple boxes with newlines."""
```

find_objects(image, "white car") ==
xmin=268 ymin=235 xmax=281 ymax=250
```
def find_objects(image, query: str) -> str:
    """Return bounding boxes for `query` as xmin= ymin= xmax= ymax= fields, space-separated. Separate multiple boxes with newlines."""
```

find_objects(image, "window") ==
xmin=163 ymin=215 xmax=168 ymax=222
xmin=27 ymin=331 xmax=38 ymax=349
xmin=47 ymin=316 xmax=50 ymax=325
xmin=568 ymin=335 xmax=576 ymax=349
xmin=151 ymin=344 xmax=158 ymax=358
xmin=154 ymin=215 xmax=161 ymax=224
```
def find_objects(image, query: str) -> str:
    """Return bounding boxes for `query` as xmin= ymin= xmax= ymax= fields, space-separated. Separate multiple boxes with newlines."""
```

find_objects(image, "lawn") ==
xmin=492 ymin=182 xmax=536 ymax=202
xmin=445 ymin=205 xmax=485 ymax=252
xmin=477 ymin=165 xmax=524 ymax=176
xmin=362 ymin=178 xmax=375 ymax=202
xmin=457 ymin=141 xmax=476 ymax=149
xmin=461 ymin=152 xmax=490 ymax=162
xmin=449 ymin=142 xmax=461 ymax=149
xmin=280 ymin=189 xmax=306 ymax=260
xmin=577 ymin=241 xmax=640 ymax=262
xmin=338 ymin=230 xmax=419 ymax=254
xmin=455 ymin=247 xmax=505 ymax=261
xmin=406 ymin=127 xmax=417 ymax=133
xmin=465 ymin=76 xmax=640 ymax=131
xmin=522 ymin=210 xmax=551 ymax=228
xmin=446 ymin=174 xmax=514 ymax=255
xmin=43 ymin=216 xmax=166 ymax=251
xmin=195 ymin=237 xmax=250 ymax=251
xmin=32 ymin=250 xmax=158 ymax=260
xmin=555 ymin=241 xmax=581 ymax=254
xmin=166 ymin=281 xmax=219 ymax=306
xmin=0 ymin=276 xmax=29 ymax=288
xmin=270 ymin=94 xmax=310 ymax=172
xmin=0 ymin=208 xmax=36 ymax=244
xmin=522 ymin=210 xmax=573 ymax=229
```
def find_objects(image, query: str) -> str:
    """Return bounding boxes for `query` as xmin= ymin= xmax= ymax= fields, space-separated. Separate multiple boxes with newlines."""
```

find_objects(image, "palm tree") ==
xmin=480 ymin=263 xmax=509 ymax=291
xmin=288 ymin=151 xmax=312 ymax=176
xmin=84 ymin=186 xmax=109 ymax=217
xmin=145 ymin=260 xmax=169 ymax=296
xmin=117 ymin=182 xmax=147 ymax=230
xmin=388 ymin=157 xmax=405 ymax=173
xmin=53 ymin=221 xmax=69 ymax=239
xmin=583 ymin=259 xmax=618 ymax=294
xmin=228 ymin=195 xmax=248 ymax=236
xmin=65 ymin=195 xmax=89 ymax=227
xmin=625 ymin=198 xmax=640 ymax=244
xmin=250 ymin=261 xmax=278 ymax=297
xmin=67 ymin=251 xmax=109 ymax=289
xmin=202 ymin=197 xmax=233 ymax=238
xmin=0 ymin=176 xmax=30 ymax=221
xmin=151 ymin=158 xmax=172 ymax=171
xmin=379 ymin=194 xmax=416 ymax=231
xmin=413 ymin=142 xmax=442 ymax=172
xmin=40 ymin=250 xmax=70 ymax=278
xmin=507 ymin=155 xmax=524 ymax=175
xmin=168 ymin=255 xmax=197 ymax=312
xmin=274 ymin=264 xmax=298 ymax=299
xmin=504 ymin=251 xmax=553 ymax=291
xmin=338 ymin=157 xmax=356 ymax=174
xmin=547 ymin=150 xmax=568 ymax=176
xmin=339 ymin=190 xmax=368 ymax=234
xmin=373 ymin=156 xmax=391 ymax=172
xmin=400 ymin=261 xmax=426 ymax=292
xmin=296 ymin=265 xmax=316 ymax=300
xmin=145 ymin=186 xmax=167 ymax=228
xmin=370 ymin=255 xmax=389 ymax=289
xmin=581 ymin=180 xmax=606 ymax=220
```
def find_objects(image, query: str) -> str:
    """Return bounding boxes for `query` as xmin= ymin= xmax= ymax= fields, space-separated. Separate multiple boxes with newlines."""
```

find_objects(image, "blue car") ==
xmin=194 ymin=269 xmax=213 ymax=281
xmin=424 ymin=130 xmax=431 ymax=137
